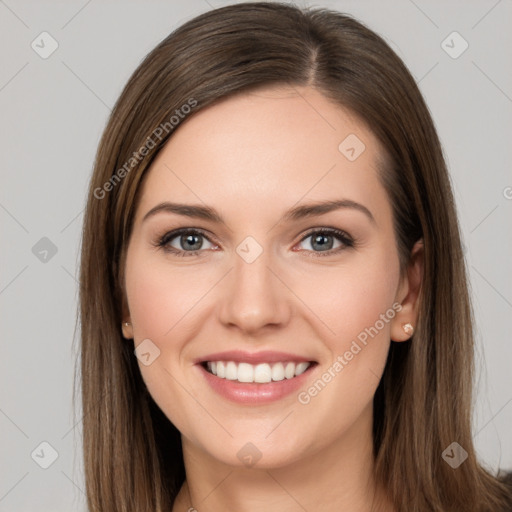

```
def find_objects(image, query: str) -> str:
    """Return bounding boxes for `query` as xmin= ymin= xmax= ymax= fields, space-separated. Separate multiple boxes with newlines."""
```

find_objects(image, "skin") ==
xmin=121 ymin=85 xmax=423 ymax=512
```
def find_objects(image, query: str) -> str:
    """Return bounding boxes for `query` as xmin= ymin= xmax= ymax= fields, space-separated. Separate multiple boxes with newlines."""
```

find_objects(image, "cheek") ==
xmin=309 ymin=247 xmax=400 ymax=353
xmin=124 ymin=249 xmax=208 ymax=434
xmin=302 ymin=248 xmax=399 ymax=422
xmin=293 ymin=253 xmax=399 ymax=433
xmin=125 ymin=249 xmax=209 ymax=339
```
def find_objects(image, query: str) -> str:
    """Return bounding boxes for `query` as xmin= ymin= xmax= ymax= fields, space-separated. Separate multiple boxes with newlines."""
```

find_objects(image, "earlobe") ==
xmin=390 ymin=239 xmax=424 ymax=342
xmin=391 ymin=320 xmax=416 ymax=342
xmin=120 ymin=286 xmax=133 ymax=339
xmin=122 ymin=321 xmax=134 ymax=339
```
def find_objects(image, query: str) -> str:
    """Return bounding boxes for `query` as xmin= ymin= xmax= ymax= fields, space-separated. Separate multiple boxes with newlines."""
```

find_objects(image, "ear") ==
xmin=121 ymin=293 xmax=134 ymax=340
xmin=390 ymin=239 xmax=424 ymax=342
xmin=118 ymin=248 xmax=134 ymax=340
xmin=121 ymin=320 xmax=134 ymax=340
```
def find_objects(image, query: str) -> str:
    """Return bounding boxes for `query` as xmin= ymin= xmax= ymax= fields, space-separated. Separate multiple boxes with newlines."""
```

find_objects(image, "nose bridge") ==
xmin=218 ymin=238 xmax=290 ymax=332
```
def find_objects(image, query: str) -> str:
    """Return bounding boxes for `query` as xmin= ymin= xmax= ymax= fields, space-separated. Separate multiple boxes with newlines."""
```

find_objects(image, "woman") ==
xmin=78 ymin=2 xmax=512 ymax=511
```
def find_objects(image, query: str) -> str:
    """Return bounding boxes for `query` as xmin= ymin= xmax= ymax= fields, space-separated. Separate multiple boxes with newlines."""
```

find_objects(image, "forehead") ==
xmin=135 ymin=86 xmax=391 ymax=227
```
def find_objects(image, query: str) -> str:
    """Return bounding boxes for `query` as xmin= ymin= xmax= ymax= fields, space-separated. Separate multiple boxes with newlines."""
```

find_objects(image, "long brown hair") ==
xmin=78 ymin=3 xmax=512 ymax=510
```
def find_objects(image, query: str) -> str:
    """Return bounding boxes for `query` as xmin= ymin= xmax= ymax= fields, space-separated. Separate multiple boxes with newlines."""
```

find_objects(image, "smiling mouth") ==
xmin=201 ymin=360 xmax=317 ymax=384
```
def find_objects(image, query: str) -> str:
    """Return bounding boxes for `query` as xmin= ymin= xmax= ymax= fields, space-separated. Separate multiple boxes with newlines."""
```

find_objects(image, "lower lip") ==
xmin=196 ymin=363 xmax=317 ymax=404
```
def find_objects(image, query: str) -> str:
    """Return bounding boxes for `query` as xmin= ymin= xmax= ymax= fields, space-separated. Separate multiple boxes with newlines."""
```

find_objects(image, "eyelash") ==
xmin=154 ymin=227 xmax=355 ymax=258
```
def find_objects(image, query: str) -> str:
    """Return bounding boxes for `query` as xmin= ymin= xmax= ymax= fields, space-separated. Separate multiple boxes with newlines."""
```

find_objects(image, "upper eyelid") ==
xmin=160 ymin=227 xmax=217 ymax=244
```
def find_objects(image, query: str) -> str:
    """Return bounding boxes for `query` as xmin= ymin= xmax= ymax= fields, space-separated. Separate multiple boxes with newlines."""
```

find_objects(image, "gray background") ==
xmin=1 ymin=0 xmax=511 ymax=510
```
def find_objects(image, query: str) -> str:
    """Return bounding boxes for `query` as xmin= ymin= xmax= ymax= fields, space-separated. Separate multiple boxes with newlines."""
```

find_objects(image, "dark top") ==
xmin=500 ymin=471 xmax=512 ymax=512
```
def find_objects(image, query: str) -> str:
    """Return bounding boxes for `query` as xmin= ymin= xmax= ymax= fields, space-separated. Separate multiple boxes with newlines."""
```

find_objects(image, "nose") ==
xmin=218 ymin=248 xmax=292 ymax=335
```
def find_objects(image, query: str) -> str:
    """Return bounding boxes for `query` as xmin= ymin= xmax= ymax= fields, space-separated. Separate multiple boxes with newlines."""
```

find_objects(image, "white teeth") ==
xmin=271 ymin=362 xmax=285 ymax=381
xmin=254 ymin=363 xmax=272 ymax=383
xmin=237 ymin=363 xmax=254 ymax=383
xmin=216 ymin=361 xmax=226 ymax=378
xmin=295 ymin=362 xmax=310 ymax=376
xmin=205 ymin=360 xmax=312 ymax=383
xmin=225 ymin=361 xmax=238 ymax=380
xmin=284 ymin=362 xmax=295 ymax=379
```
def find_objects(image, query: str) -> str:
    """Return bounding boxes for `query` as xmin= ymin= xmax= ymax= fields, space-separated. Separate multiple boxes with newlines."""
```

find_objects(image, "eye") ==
xmin=156 ymin=228 xmax=216 ymax=257
xmin=296 ymin=228 xmax=354 ymax=257
xmin=155 ymin=227 xmax=354 ymax=258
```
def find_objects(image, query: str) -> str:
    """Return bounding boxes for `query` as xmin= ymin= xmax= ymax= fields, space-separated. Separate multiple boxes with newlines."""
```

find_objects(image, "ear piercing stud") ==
xmin=124 ymin=322 xmax=131 ymax=327
xmin=402 ymin=323 xmax=414 ymax=336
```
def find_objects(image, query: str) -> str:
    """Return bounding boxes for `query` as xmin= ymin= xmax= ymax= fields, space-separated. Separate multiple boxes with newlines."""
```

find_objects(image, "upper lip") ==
xmin=195 ymin=350 xmax=316 ymax=365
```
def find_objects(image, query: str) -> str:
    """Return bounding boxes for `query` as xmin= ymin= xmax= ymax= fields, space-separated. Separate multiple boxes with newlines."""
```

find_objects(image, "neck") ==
xmin=172 ymin=404 xmax=395 ymax=512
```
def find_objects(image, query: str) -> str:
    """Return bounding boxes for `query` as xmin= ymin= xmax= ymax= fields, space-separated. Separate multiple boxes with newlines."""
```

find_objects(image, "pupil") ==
xmin=313 ymin=234 xmax=332 ymax=251
xmin=183 ymin=234 xmax=201 ymax=250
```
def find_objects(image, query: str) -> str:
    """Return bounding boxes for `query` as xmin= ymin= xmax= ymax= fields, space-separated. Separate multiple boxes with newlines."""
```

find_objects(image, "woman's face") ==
xmin=122 ymin=86 xmax=417 ymax=468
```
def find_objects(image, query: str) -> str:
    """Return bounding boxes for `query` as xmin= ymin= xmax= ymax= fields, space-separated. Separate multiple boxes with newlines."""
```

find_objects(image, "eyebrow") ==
xmin=142 ymin=199 xmax=376 ymax=226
